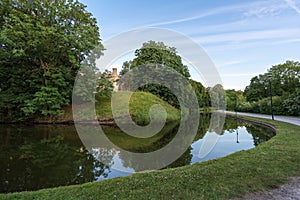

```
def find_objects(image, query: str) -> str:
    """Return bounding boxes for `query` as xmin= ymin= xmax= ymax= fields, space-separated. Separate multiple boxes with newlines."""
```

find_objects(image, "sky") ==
xmin=80 ymin=0 xmax=300 ymax=90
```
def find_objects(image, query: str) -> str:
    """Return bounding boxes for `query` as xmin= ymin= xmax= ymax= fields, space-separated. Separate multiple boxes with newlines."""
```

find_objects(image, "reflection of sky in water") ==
xmin=94 ymin=126 xmax=260 ymax=180
xmin=0 ymin=121 xmax=273 ymax=193
xmin=91 ymin=150 xmax=135 ymax=181
xmin=191 ymin=126 xmax=254 ymax=163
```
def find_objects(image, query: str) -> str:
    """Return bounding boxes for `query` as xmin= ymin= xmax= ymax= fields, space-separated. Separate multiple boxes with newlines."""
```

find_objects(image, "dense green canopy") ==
xmin=226 ymin=60 xmax=300 ymax=116
xmin=0 ymin=0 xmax=102 ymax=121
xmin=119 ymin=41 xmax=209 ymax=109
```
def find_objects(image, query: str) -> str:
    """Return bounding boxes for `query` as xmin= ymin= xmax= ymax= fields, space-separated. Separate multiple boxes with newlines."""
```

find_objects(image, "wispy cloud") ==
xmin=146 ymin=2 xmax=255 ymax=27
xmin=283 ymin=0 xmax=300 ymax=14
xmin=204 ymin=38 xmax=300 ymax=52
xmin=146 ymin=0 xmax=290 ymax=27
xmin=195 ymin=28 xmax=300 ymax=44
xmin=243 ymin=2 xmax=287 ymax=18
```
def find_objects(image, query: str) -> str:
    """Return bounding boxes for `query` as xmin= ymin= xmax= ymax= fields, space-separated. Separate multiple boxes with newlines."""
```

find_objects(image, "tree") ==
xmin=95 ymin=73 xmax=113 ymax=99
xmin=240 ymin=61 xmax=300 ymax=116
xmin=119 ymin=61 xmax=132 ymax=76
xmin=244 ymin=60 xmax=300 ymax=102
xmin=131 ymin=41 xmax=190 ymax=78
xmin=225 ymin=89 xmax=245 ymax=111
xmin=209 ymin=84 xmax=226 ymax=109
xmin=119 ymin=41 xmax=191 ymax=108
xmin=0 ymin=0 xmax=102 ymax=121
xmin=283 ymin=89 xmax=300 ymax=116
xmin=189 ymin=79 xmax=210 ymax=108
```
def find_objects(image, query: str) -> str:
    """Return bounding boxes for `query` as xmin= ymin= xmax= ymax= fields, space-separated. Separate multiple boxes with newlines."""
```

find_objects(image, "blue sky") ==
xmin=80 ymin=0 xmax=300 ymax=90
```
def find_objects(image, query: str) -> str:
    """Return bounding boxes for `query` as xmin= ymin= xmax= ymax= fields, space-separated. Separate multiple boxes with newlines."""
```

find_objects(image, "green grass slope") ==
xmin=43 ymin=91 xmax=180 ymax=124
xmin=95 ymin=91 xmax=180 ymax=124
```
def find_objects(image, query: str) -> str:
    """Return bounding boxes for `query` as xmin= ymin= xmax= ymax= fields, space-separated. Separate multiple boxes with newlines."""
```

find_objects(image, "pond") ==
xmin=0 ymin=114 xmax=275 ymax=193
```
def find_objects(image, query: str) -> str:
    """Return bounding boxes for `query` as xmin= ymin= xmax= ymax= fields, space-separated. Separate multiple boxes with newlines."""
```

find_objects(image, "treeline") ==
xmin=226 ymin=60 xmax=300 ymax=116
xmin=0 ymin=0 xmax=103 ymax=121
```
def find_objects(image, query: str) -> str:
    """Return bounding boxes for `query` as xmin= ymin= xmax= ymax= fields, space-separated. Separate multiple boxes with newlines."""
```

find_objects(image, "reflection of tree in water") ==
xmin=193 ymin=112 xmax=211 ymax=141
xmin=243 ymin=123 xmax=275 ymax=146
xmin=0 ymin=125 xmax=114 ymax=193
xmin=164 ymin=147 xmax=193 ymax=169
xmin=117 ymin=123 xmax=182 ymax=171
xmin=219 ymin=118 xmax=275 ymax=146
xmin=89 ymin=148 xmax=115 ymax=178
xmin=117 ymin=113 xmax=212 ymax=171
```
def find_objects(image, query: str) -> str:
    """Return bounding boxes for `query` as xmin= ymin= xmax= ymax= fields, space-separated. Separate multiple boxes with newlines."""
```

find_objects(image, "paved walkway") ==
xmin=224 ymin=111 xmax=300 ymax=126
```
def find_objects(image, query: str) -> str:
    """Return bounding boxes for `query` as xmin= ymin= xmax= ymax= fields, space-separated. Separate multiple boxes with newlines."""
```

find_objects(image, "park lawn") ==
xmin=1 ymin=117 xmax=300 ymax=199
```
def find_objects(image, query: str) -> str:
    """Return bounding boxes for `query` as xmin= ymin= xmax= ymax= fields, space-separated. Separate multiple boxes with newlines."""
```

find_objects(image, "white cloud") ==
xmin=243 ymin=3 xmax=286 ymax=18
xmin=283 ymin=0 xmax=300 ymax=14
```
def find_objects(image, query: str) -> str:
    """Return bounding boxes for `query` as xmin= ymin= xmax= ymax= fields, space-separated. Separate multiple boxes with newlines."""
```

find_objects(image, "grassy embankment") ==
xmin=1 ymin=116 xmax=300 ymax=199
xmin=38 ymin=91 xmax=180 ymax=124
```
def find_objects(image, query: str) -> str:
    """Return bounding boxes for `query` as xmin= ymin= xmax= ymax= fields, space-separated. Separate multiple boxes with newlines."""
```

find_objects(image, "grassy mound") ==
xmin=41 ymin=91 xmax=180 ymax=124
xmin=95 ymin=91 xmax=180 ymax=124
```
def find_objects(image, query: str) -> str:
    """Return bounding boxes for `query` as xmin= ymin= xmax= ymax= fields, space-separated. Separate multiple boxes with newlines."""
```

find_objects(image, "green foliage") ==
xmin=225 ymin=89 xmax=245 ymax=111
xmin=131 ymin=41 xmax=190 ymax=78
xmin=119 ymin=61 xmax=132 ymax=76
xmin=209 ymin=84 xmax=226 ymax=109
xmin=244 ymin=60 xmax=300 ymax=102
xmin=120 ymin=41 xmax=192 ymax=109
xmin=0 ymin=0 xmax=102 ymax=121
xmin=22 ymin=86 xmax=69 ymax=119
xmin=283 ymin=89 xmax=300 ymax=116
xmin=189 ymin=79 xmax=210 ymax=108
xmin=73 ymin=45 xmax=105 ymax=103
xmin=240 ymin=60 xmax=300 ymax=116
xmin=95 ymin=73 xmax=113 ymax=99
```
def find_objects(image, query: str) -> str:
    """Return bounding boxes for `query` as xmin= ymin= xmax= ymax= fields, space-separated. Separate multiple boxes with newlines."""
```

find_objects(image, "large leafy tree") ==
xmin=0 ymin=0 xmax=102 ymax=121
xmin=131 ymin=41 xmax=190 ymax=78
xmin=119 ymin=41 xmax=191 ymax=108
xmin=244 ymin=60 xmax=300 ymax=102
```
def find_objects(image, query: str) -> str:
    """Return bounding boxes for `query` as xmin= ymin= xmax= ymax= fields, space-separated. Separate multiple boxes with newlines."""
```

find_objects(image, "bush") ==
xmin=283 ymin=90 xmax=300 ymax=116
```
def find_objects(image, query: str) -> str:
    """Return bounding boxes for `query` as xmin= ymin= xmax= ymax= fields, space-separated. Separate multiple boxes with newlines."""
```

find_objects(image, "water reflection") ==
xmin=0 ymin=125 xmax=113 ymax=193
xmin=0 ymin=114 xmax=275 ymax=193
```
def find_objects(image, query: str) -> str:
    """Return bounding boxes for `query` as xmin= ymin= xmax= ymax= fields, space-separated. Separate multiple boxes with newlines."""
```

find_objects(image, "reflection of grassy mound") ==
xmin=95 ymin=91 xmax=180 ymax=124
xmin=102 ymin=121 xmax=179 ymax=152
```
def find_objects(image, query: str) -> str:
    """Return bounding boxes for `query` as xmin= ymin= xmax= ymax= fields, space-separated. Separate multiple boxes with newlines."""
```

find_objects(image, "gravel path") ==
xmin=225 ymin=111 xmax=300 ymax=200
xmin=232 ymin=177 xmax=300 ymax=200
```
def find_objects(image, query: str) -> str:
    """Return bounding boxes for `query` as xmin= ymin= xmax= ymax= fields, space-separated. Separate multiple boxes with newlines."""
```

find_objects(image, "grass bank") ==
xmin=1 ymin=116 xmax=300 ymax=199
xmin=38 ymin=91 xmax=180 ymax=124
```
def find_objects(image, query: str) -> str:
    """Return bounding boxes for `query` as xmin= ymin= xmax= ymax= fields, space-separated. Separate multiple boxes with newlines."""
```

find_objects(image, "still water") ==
xmin=0 ymin=114 xmax=275 ymax=193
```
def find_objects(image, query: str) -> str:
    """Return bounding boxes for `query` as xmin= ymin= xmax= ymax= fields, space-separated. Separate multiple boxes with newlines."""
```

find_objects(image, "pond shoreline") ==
xmin=1 ymin=116 xmax=299 ymax=199
xmin=0 ymin=118 xmax=116 ymax=125
xmin=226 ymin=114 xmax=277 ymax=132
